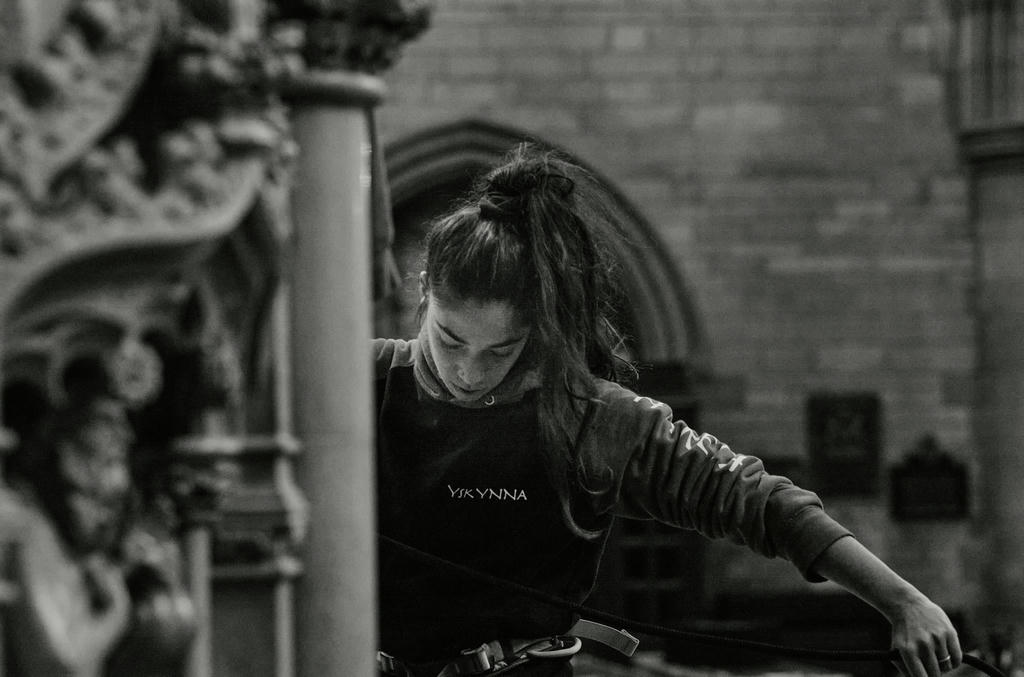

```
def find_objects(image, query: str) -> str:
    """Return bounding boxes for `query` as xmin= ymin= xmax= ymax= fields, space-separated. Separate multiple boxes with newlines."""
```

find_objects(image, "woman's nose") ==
xmin=458 ymin=359 xmax=485 ymax=387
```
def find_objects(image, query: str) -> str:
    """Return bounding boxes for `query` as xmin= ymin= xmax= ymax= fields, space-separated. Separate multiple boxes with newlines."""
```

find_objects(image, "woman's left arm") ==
xmin=812 ymin=536 xmax=962 ymax=677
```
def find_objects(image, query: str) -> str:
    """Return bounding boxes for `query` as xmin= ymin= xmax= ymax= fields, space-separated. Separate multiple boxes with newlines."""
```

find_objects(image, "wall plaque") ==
xmin=890 ymin=435 xmax=968 ymax=520
xmin=806 ymin=392 xmax=881 ymax=496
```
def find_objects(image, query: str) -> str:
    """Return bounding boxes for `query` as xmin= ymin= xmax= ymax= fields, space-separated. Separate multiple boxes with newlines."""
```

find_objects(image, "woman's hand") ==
xmin=888 ymin=591 xmax=962 ymax=677
xmin=810 ymin=536 xmax=962 ymax=677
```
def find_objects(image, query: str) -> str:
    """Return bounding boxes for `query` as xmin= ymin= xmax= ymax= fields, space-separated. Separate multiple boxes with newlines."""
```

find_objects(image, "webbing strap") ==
xmin=380 ymin=637 xmax=574 ymax=677
xmin=569 ymin=618 xmax=639 ymax=657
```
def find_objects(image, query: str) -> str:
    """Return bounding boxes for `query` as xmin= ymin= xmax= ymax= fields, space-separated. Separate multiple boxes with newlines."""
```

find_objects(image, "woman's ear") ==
xmin=418 ymin=271 xmax=428 ymax=301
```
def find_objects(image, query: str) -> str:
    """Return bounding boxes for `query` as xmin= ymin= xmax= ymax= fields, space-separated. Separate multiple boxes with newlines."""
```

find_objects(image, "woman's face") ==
xmin=423 ymin=291 xmax=530 ymax=403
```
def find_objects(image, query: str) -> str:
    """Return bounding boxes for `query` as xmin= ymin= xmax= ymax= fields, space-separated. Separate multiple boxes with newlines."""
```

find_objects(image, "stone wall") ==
xmin=377 ymin=0 xmax=977 ymax=617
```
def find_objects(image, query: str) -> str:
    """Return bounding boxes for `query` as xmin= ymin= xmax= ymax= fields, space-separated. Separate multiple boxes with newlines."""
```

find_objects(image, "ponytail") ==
xmin=424 ymin=143 xmax=635 ymax=538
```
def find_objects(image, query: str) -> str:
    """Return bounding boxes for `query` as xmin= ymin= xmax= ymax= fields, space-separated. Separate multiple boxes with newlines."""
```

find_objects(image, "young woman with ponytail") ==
xmin=373 ymin=144 xmax=960 ymax=677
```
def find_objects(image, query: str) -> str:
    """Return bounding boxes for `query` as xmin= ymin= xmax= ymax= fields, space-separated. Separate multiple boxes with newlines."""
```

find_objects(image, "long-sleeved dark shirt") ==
xmin=374 ymin=337 xmax=851 ymax=663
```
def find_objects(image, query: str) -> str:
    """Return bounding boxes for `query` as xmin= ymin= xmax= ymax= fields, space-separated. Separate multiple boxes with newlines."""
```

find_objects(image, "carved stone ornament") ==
xmin=108 ymin=335 xmax=164 ymax=407
xmin=167 ymin=453 xmax=242 ymax=526
xmin=1 ymin=0 xmax=309 ymax=595
xmin=0 ymin=0 xmax=298 ymax=319
xmin=0 ymin=392 xmax=196 ymax=677
xmin=0 ymin=0 xmax=162 ymax=204
xmin=269 ymin=0 xmax=434 ymax=73
xmin=0 ymin=0 xmax=448 ymax=669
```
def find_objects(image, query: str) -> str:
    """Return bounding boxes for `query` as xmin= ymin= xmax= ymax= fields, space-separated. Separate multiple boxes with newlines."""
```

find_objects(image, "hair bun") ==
xmin=477 ymin=155 xmax=576 ymax=222
xmin=477 ymin=195 xmax=517 ymax=220
xmin=486 ymin=164 xmax=575 ymax=200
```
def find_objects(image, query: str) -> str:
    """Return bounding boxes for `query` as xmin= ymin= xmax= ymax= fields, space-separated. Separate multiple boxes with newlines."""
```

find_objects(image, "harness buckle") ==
xmin=377 ymin=650 xmax=410 ymax=676
xmin=454 ymin=643 xmax=494 ymax=674
xmin=525 ymin=636 xmax=582 ymax=660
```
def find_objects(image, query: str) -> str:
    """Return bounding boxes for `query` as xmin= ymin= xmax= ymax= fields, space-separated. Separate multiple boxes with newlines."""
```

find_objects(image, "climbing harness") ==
xmin=379 ymin=533 xmax=1007 ymax=677
xmin=379 ymin=633 xmax=588 ymax=676
xmin=377 ymin=619 xmax=636 ymax=676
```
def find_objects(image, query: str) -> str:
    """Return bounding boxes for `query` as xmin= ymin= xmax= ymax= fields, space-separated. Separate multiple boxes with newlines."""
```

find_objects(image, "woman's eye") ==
xmin=490 ymin=349 xmax=513 ymax=358
xmin=440 ymin=339 xmax=462 ymax=351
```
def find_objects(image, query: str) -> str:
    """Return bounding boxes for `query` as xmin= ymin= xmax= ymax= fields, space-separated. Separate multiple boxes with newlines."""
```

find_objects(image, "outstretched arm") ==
xmin=583 ymin=384 xmax=960 ymax=677
xmin=811 ymin=536 xmax=962 ymax=677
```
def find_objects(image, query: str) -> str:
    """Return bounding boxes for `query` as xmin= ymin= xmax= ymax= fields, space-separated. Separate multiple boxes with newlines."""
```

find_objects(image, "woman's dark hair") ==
xmin=422 ymin=143 xmax=634 ymax=538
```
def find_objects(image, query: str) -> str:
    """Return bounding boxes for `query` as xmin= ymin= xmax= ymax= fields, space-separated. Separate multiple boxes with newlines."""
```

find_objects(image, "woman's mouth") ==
xmin=451 ymin=382 xmax=482 ymax=397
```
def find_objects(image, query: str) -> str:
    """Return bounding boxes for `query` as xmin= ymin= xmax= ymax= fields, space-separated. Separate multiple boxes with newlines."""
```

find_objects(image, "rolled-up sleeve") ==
xmin=581 ymin=381 xmax=851 ymax=582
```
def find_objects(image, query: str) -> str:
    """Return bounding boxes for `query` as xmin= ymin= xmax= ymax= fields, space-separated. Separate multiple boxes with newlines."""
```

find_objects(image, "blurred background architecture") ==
xmin=0 ymin=0 xmax=1022 ymax=676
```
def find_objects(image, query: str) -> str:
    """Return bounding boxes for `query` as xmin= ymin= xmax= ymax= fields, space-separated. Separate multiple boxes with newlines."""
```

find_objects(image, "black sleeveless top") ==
xmin=376 ymin=362 xmax=609 ymax=663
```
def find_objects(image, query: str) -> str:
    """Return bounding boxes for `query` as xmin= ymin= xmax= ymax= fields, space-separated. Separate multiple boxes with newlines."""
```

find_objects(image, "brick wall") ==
xmin=378 ymin=0 xmax=977 ymax=614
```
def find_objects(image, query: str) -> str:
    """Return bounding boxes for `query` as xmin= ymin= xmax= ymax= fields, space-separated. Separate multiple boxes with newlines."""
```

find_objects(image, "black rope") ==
xmin=379 ymin=534 xmax=1005 ymax=677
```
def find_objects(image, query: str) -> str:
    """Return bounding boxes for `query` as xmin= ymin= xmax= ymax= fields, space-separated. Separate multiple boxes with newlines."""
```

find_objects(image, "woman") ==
xmin=374 ymin=144 xmax=960 ymax=677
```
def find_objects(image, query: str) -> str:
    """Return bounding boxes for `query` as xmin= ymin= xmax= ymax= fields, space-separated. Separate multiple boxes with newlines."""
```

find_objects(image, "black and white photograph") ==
xmin=0 ymin=1 xmax=1020 ymax=676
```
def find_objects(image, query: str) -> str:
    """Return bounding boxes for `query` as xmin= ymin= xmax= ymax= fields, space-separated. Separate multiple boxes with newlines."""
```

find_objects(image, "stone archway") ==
xmin=382 ymin=118 xmax=707 ymax=369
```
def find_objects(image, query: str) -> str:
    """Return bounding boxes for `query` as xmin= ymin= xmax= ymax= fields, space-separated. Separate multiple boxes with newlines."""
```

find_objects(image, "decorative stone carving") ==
xmin=0 ymin=199 xmax=295 ymax=669
xmin=173 ymin=432 xmax=306 ymax=566
xmin=105 ymin=514 xmax=198 ymax=677
xmin=168 ymin=449 xmax=241 ymax=527
xmin=1 ymin=391 xmax=195 ymax=677
xmin=0 ymin=0 xmax=428 ymax=312
xmin=0 ymin=181 xmax=36 ymax=256
xmin=170 ymin=13 xmax=305 ymax=107
xmin=269 ymin=0 xmax=433 ymax=73
xmin=0 ymin=0 xmax=430 ymax=672
xmin=0 ymin=0 xmax=162 ymax=203
xmin=107 ymin=336 xmax=164 ymax=409
xmin=0 ymin=0 xmax=297 ymax=317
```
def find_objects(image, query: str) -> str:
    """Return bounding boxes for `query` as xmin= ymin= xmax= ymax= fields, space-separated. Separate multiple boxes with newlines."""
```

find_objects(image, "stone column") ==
xmin=184 ymin=525 xmax=214 ymax=677
xmin=0 ymin=398 xmax=13 ymax=677
xmin=174 ymin=408 xmax=240 ymax=677
xmin=287 ymin=71 xmax=385 ymax=677
xmin=953 ymin=0 xmax=1024 ymax=627
xmin=967 ymin=150 xmax=1024 ymax=625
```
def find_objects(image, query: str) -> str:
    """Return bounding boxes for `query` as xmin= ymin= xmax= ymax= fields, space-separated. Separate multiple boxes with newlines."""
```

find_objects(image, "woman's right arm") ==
xmin=584 ymin=382 xmax=850 ymax=580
